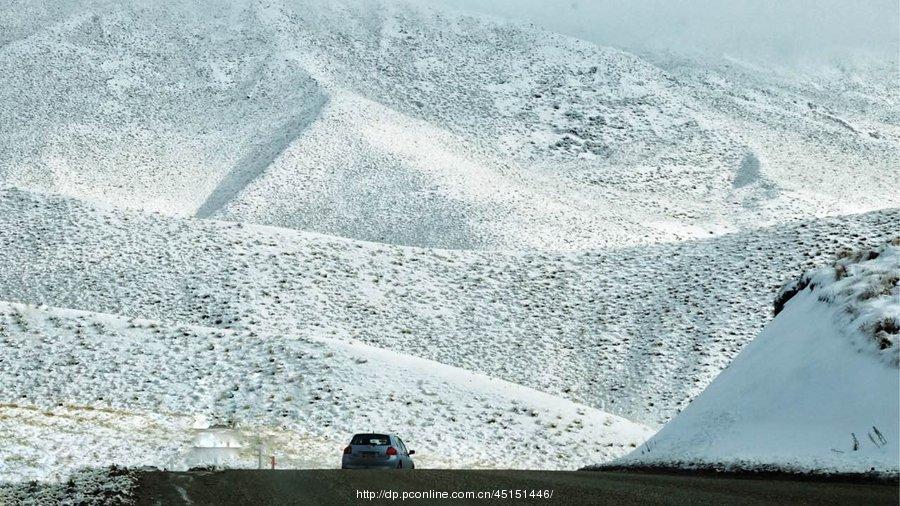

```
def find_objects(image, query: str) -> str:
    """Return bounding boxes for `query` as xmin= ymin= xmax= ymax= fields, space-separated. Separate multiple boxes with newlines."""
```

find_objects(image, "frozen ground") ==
xmin=0 ymin=0 xmax=897 ymax=486
xmin=0 ymin=466 xmax=137 ymax=505
xmin=613 ymin=242 xmax=900 ymax=474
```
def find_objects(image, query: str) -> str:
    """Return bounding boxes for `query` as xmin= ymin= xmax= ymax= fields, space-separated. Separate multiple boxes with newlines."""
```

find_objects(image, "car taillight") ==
xmin=386 ymin=446 xmax=398 ymax=456
xmin=343 ymin=446 xmax=352 ymax=455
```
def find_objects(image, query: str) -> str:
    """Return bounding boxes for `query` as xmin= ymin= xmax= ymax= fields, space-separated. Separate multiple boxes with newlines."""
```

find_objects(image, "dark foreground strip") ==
xmin=134 ymin=469 xmax=899 ymax=506
xmin=588 ymin=464 xmax=900 ymax=485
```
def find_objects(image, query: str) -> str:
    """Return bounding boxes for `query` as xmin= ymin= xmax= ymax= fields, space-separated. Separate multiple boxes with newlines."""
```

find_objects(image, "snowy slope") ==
xmin=1 ymin=0 xmax=896 ymax=249
xmin=0 ymin=0 xmax=896 ymax=485
xmin=614 ymin=242 xmax=900 ymax=473
xmin=0 ymin=0 xmax=326 ymax=217
xmin=0 ymin=187 xmax=896 ymax=427
xmin=0 ymin=301 xmax=651 ymax=482
xmin=649 ymin=56 xmax=900 ymax=220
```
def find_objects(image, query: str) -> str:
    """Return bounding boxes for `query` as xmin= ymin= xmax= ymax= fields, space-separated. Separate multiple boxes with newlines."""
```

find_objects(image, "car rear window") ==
xmin=351 ymin=434 xmax=390 ymax=445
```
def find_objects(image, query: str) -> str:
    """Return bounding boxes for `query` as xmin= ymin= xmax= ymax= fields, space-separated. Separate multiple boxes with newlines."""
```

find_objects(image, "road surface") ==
xmin=135 ymin=469 xmax=898 ymax=505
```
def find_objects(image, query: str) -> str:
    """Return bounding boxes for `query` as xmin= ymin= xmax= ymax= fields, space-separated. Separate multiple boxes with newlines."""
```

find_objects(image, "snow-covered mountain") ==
xmin=0 ymin=0 xmax=896 ymax=483
xmin=614 ymin=241 xmax=899 ymax=474
xmin=1 ymin=0 xmax=896 ymax=250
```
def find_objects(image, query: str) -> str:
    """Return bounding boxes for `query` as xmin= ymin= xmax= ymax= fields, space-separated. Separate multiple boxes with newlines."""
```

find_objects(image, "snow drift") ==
xmin=615 ymin=240 xmax=900 ymax=474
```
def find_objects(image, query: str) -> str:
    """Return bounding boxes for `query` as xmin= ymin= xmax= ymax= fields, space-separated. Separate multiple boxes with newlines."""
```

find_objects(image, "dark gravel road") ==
xmin=135 ymin=469 xmax=898 ymax=505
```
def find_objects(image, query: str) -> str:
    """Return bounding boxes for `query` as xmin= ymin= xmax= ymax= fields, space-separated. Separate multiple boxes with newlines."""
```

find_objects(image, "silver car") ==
xmin=341 ymin=433 xmax=416 ymax=469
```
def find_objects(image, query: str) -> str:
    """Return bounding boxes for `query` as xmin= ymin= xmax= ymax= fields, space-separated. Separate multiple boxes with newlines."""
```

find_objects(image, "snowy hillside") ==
xmin=614 ymin=241 xmax=900 ymax=473
xmin=1 ymin=187 xmax=896 ymax=428
xmin=1 ymin=0 xmax=897 ymax=249
xmin=0 ymin=301 xmax=651 ymax=482
xmin=0 ymin=0 xmax=897 ymax=486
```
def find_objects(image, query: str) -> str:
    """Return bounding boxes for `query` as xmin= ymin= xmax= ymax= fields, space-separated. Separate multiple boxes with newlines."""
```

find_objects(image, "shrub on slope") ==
xmin=776 ymin=239 xmax=899 ymax=366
